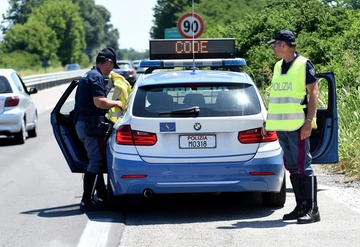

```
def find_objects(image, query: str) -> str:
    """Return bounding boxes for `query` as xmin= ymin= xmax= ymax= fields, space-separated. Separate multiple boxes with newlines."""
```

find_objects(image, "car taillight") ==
xmin=238 ymin=128 xmax=278 ymax=143
xmin=129 ymin=69 xmax=134 ymax=75
xmin=5 ymin=96 xmax=20 ymax=107
xmin=116 ymin=125 xmax=157 ymax=145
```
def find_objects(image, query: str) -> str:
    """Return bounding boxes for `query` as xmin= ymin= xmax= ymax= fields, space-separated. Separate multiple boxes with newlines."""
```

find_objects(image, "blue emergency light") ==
xmin=139 ymin=58 xmax=246 ymax=69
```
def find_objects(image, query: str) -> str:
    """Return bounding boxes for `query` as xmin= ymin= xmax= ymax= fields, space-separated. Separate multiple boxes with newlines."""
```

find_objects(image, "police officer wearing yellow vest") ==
xmin=263 ymin=30 xmax=320 ymax=224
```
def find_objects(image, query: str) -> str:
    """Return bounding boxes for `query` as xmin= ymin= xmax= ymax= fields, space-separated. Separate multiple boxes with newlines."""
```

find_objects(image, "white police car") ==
xmin=51 ymin=38 xmax=338 ymax=207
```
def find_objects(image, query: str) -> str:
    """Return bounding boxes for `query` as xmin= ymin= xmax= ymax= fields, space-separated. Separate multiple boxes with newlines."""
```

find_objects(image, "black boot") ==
xmin=95 ymin=173 xmax=107 ymax=206
xmin=283 ymin=174 xmax=306 ymax=220
xmin=297 ymin=176 xmax=320 ymax=224
xmin=80 ymin=172 xmax=100 ymax=211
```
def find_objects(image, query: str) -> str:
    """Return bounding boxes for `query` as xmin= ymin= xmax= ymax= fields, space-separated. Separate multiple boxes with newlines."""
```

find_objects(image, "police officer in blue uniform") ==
xmin=264 ymin=30 xmax=320 ymax=224
xmin=74 ymin=47 xmax=123 ymax=211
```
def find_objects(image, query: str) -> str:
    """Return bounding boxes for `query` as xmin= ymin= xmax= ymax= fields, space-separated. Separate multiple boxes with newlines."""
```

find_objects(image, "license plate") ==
xmin=179 ymin=135 xmax=216 ymax=149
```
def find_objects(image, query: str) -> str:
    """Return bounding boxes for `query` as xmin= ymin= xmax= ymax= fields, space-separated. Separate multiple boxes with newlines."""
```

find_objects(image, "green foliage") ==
xmin=203 ymin=0 xmax=356 ymax=87
xmin=151 ymin=0 xmax=272 ymax=39
xmin=0 ymin=50 xmax=41 ymax=70
xmin=28 ymin=0 xmax=86 ymax=66
xmin=335 ymin=88 xmax=360 ymax=178
xmin=0 ymin=0 xmax=43 ymax=32
xmin=2 ymin=0 xmax=86 ymax=66
xmin=74 ymin=1 xmax=120 ymax=59
xmin=1 ymin=0 xmax=119 ymax=65
xmin=118 ymin=49 xmax=150 ymax=61
xmin=151 ymin=0 xmax=191 ymax=39
xmin=2 ymin=20 xmax=59 ymax=59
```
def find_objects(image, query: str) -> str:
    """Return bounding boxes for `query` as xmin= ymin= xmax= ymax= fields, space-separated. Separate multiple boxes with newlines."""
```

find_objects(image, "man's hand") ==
xmin=261 ymin=122 xmax=269 ymax=137
xmin=300 ymin=120 xmax=312 ymax=140
xmin=116 ymin=100 xmax=123 ymax=109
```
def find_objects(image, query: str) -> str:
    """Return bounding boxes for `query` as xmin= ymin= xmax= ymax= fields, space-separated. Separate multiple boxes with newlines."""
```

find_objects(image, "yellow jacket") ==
xmin=107 ymin=71 xmax=132 ymax=123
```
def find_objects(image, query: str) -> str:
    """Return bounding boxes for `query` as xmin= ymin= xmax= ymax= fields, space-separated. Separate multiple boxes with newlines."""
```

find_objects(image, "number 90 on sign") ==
xmin=177 ymin=12 xmax=205 ymax=39
xmin=179 ymin=135 xmax=216 ymax=149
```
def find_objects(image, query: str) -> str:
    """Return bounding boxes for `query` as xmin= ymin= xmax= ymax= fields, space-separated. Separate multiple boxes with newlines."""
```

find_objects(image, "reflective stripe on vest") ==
xmin=266 ymin=56 xmax=307 ymax=131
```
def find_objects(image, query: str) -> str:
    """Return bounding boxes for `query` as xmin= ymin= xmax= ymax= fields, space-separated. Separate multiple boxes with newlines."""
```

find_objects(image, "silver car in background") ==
xmin=132 ymin=59 xmax=148 ymax=74
xmin=0 ymin=69 xmax=38 ymax=144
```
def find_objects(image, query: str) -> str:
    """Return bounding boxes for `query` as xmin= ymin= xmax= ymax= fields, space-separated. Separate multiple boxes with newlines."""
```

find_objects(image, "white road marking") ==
xmin=78 ymin=219 xmax=112 ymax=247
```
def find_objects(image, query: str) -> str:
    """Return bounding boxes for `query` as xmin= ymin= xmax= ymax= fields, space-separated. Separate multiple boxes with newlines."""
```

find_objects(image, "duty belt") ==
xmin=77 ymin=115 xmax=105 ymax=122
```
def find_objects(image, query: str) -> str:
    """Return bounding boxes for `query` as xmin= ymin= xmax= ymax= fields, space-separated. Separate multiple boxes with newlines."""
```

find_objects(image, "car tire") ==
xmin=261 ymin=174 xmax=286 ymax=207
xmin=27 ymin=113 xmax=38 ymax=138
xmin=13 ymin=118 xmax=27 ymax=144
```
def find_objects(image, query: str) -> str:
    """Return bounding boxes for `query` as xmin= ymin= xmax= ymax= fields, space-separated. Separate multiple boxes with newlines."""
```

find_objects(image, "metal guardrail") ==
xmin=22 ymin=69 xmax=88 ymax=90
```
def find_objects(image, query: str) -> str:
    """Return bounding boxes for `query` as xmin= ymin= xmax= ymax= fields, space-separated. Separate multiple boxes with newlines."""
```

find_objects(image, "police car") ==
xmin=51 ymin=38 xmax=338 ymax=207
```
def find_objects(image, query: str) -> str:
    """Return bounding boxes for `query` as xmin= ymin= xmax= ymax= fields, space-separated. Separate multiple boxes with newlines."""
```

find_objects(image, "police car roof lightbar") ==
xmin=149 ymin=38 xmax=236 ymax=60
xmin=139 ymin=58 xmax=246 ymax=69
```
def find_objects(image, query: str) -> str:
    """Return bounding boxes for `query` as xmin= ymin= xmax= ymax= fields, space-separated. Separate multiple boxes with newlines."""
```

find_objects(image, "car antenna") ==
xmin=191 ymin=0 xmax=196 ymax=74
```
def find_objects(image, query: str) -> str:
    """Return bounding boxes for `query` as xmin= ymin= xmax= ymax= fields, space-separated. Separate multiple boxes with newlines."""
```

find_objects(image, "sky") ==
xmin=0 ymin=0 xmax=157 ymax=51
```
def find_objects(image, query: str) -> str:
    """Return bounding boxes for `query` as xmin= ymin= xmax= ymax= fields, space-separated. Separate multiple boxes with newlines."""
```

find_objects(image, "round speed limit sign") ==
xmin=177 ymin=12 xmax=205 ymax=39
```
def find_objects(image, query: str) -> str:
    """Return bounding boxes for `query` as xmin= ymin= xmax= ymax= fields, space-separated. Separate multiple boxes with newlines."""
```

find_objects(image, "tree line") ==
xmin=2 ymin=0 xmax=360 ymax=78
xmin=0 ymin=0 xmax=147 ymax=70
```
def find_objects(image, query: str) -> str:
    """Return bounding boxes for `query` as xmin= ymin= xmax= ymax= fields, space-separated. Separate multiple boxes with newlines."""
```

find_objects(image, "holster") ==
xmin=81 ymin=116 xmax=111 ymax=137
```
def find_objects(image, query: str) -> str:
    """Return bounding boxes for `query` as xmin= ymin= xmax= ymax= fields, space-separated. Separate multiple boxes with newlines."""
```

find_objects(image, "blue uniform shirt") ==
xmin=75 ymin=66 xmax=107 ymax=116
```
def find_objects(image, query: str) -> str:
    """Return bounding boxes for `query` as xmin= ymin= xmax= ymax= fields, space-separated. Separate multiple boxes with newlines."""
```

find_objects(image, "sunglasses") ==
xmin=272 ymin=41 xmax=284 ymax=46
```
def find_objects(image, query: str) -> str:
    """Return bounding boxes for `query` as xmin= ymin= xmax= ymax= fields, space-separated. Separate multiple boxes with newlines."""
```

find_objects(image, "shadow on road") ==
xmin=20 ymin=192 xmax=287 ymax=227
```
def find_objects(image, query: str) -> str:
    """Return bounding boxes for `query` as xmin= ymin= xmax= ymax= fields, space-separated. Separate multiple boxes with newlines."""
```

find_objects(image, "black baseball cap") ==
xmin=98 ymin=47 xmax=120 ymax=68
xmin=267 ymin=30 xmax=296 ymax=45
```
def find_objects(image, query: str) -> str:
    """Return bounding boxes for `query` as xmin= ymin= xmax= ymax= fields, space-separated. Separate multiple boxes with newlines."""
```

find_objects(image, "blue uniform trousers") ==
xmin=75 ymin=121 xmax=106 ymax=174
xmin=277 ymin=130 xmax=314 ymax=177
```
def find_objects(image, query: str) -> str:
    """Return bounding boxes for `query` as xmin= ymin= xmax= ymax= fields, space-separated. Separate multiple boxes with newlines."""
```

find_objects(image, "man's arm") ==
xmin=306 ymin=81 xmax=318 ymax=120
xmin=93 ymin=96 xmax=123 ymax=110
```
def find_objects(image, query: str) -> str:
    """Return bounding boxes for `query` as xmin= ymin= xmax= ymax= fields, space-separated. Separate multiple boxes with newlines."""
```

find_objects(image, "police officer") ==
xmin=263 ymin=30 xmax=320 ymax=224
xmin=74 ymin=47 xmax=123 ymax=211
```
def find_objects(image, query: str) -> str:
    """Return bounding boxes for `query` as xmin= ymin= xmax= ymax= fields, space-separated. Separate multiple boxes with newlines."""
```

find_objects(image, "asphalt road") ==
xmin=0 ymin=83 xmax=359 ymax=247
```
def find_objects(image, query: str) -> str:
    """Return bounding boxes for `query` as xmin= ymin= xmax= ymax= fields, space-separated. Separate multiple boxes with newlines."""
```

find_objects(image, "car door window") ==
xmin=11 ymin=73 xmax=25 ymax=92
xmin=310 ymin=73 xmax=338 ymax=163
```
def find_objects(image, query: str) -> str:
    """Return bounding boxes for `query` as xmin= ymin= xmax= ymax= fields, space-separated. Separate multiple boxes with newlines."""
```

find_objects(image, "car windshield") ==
xmin=132 ymin=83 xmax=261 ymax=117
xmin=118 ymin=63 xmax=130 ymax=69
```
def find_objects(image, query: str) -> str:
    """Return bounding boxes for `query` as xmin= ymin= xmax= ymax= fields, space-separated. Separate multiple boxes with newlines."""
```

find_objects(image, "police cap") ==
xmin=98 ymin=47 xmax=120 ymax=68
xmin=267 ymin=30 xmax=297 ymax=45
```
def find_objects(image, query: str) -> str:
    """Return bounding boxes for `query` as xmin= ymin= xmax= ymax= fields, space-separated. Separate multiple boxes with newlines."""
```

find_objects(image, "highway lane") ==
xmin=1 ymin=83 xmax=360 ymax=247
xmin=0 ymin=83 xmax=125 ymax=247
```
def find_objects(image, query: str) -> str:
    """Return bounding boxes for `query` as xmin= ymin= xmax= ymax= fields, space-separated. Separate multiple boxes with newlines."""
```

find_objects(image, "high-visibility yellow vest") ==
xmin=266 ymin=56 xmax=308 ymax=131
xmin=107 ymin=71 xmax=132 ymax=123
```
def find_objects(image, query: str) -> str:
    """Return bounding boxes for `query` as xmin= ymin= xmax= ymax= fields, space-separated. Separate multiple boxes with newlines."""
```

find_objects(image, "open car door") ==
xmin=310 ymin=72 xmax=338 ymax=164
xmin=50 ymin=80 xmax=88 ymax=173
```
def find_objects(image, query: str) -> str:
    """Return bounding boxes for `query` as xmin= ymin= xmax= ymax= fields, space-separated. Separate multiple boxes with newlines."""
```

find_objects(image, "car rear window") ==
xmin=118 ymin=63 xmax=130 ymax=69
xmin=132 ymin=83 xmax=261 ymax=117
xmin=0 ymin=76 xmax=12 ymax=94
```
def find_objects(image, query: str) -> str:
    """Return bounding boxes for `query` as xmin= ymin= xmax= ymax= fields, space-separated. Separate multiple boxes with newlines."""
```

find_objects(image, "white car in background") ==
xmin=0 ymin=69 xmax=38 ymax=144
xmin=132 ymin=59 xmax=148 ymax=74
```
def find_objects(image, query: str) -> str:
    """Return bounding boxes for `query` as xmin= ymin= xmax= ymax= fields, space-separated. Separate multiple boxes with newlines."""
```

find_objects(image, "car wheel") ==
xmin=13 ymin=118 xmax=27 ymax=144
xmin=27 ymin=113 xmax=38 ymax=138
xmin=262 ymin=174 xmax=286 ymax=207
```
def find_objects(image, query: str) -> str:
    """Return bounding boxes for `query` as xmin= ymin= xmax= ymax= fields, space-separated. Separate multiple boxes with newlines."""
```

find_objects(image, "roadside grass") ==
xmin=18 ymin=66 xmax=65 ymax=77
xmin=328 ymin=88 xmax=360 ymax=179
